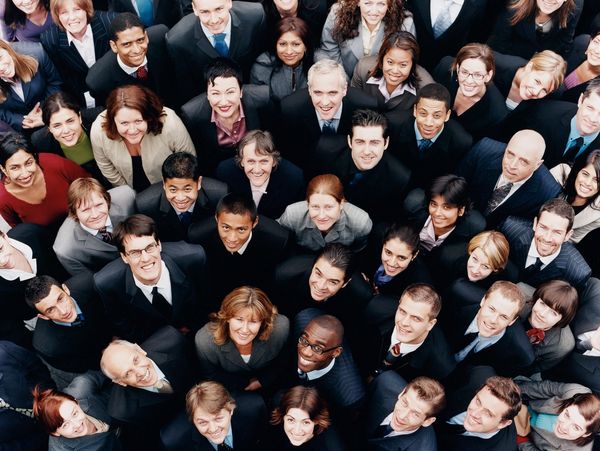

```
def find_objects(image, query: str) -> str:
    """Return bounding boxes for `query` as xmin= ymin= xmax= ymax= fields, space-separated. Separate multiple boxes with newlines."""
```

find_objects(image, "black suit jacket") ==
xmin=86 ymin=24 xmax=174 ymax=107
xmin=408 ymin=0 xmax=487 ymax=71
xmin=94 ymin=245 xmax=207 ymax=342
xmin=181 ymin=85 xmax=271 ymax=175
xmin=366 ymin=371 xmax=438 ymax=451
xmin=166 ymin=2 xmax=266 ymax=103
xmin=278 ymin=87 xmax=378 ymax=168
xmin=135 ymin=178 xmax=228 ymax=242
xmin=214 ymin=157 xmax=305 ymax=219
xmin=40 ymin=11 xmax=115 ymax=106
xmin=458 ymin=137 xmax=562 ymax=227
xmin=107 ymin=326 xmax=192 ymax=425
xmin=0 ymin=341 xmax=54 ymax=450
xmin=500 ymin=216 xmax=592 ymax=292
xmin=160 ymin=392 xmax=266 ymax=451
xmin=386 ymin=110 xmax=473 ymax=189
xmin=110 ymin=0 xmax=182 ymax=27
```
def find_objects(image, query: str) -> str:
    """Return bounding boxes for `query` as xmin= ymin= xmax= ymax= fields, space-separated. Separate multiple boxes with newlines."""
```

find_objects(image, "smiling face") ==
xmin=519 ymin=66 xmax=554 ymax=100
xmin=309 ymin=71 xmax=347 ymax=121
xmin=381 ymin=237 xmax=416 ymax=277
xmin=35 ymin=284 xmax=78 ymax=323
xmin=163 ymin=177 xmax=201 ymax=213
xmin=283 ymin=408 xmax=315 ymax=445
xmin=391 ymin=387 xmax=436 ymax=432
xmin=48 ymin=107 xmax=83 ymax=147
xmin=120 ymin=234 xmax=162 ymax=285
xmin=273 ymin=0 xmax=298 ymax=15
xmin=576 ymin=92 xmax=600 ymax=136
xmin=476 ymin=290 xmax=520 ymax=338
xmin=428 ymin=194 xmax=464 ymax=236
xmin=554 ymin=405 xmax=591 ymax=441
xmin=277 ymin=31 xmax=306 ymax=68
xmin=216 ymin=211 xmax=257 ymax=253
xmin=0 ymin=234 xmax=18 ymax=269
xmin=110 ymin=27 xmax=148 ymax=68
xmin=308 ymin=193 xmax=343 ymax=233
xmin=228 ymin=307 xmax=262 ymax=348
xmin=464 ymin=387 xmax=512 ymax=433
xmin=532 ymin=211 xmax=572 ymax=257
xmin=0 ymin=49 xmax=15 ymax=80
xmin=55 ymin=400 xmax=89 ymax=438
xmin=207 ymin=76 xmax=242 ymax=121
xmin=308 ymin=257 xmax=348 ymax=301
xmin=240 ymin=141 xmax=275 ymax=187
xmin=114 ymin=107 xmax=148 ymax=146
xmin=586 ymin=35 xmax=600 ymax=67
xmin=193 ymin=406 xmax=233 ymax=444
xmin=394 ymin=295 xmax=436 ymax=345
xmin=349 ymin=125 xmax=388 ymax=171
xmin=75 ymin=191 xmax=109 ymax=231
xmin=529 ymin=298 xmax=562 ymax=330
xmin=536 ymin=0 xmax=566 ymax=15
xmin=297 ymin=321 xmax=342 ymax=372
xmin=413 ymin=98 xmax=450 ymax=140
xmin=192 ymin=0 xmax=232 ymax=35
xmin=382 ymin=47 xmax=413 ymax=92
xmin=12 ymin=0 xmax=41 ymax=15
xmin=574 ymin=163 xmax=599 ymax=200
xmin=467 ymin=247 xmax=495 ymax=282
xmin=358 ymin=0 xmax=387 ymax=29
xmin=57 ymin=0 xmax=88 ymax=38
xmin=457 ymin=58 xmax=492 ymax=98
xmin=1 ymin=149 xmax=39 ymax=188
xmin=501 ymin=138 xmax=544 ymax=183
xmin=106 ymin=343 xmax=158 ymax=388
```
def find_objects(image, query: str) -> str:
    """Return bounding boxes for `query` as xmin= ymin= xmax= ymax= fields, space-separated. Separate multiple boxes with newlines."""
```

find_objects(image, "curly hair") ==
xmin=332 ymin=0 xmax=407 ymax=43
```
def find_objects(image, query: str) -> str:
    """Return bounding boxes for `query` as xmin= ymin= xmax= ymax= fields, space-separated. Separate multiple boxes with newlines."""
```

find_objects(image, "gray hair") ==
xmin=307 ymin=59 xmax=348 ymax=89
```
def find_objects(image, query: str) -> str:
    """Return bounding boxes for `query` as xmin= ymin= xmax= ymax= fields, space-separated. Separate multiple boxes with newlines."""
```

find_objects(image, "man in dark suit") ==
xmin=444 ymin=279 xmax=535 ymax=376
xmin=408 ymin=0 xmax=487 ymax=71
xmin=367 ymin=371 xmax=445 ymax=451
xmin=188 ymin=193 xmax=289 ymax=309
xmin=500 ymin=199 xmax=592 ymax=292
xmin=94 ymin=214 xmax=207 ymax=343
xmin=0 ymin=340 xmax=55 ymax=450
xmin=364 ymin=283 xmax=456 ymax=382
xmin=312 ymin=109 xmax=410 ymax=222
xmin=160 ymin=382 xmax=266 ymax=450
xmin=86 ymin=13 xmax=174 ymax=107
xmin=135 ymin=152 xmax=228 ymax=242
xmin=458 ymin=130 xmax=562 ymax=227
xmin=435 ymin=366 xmax=521 ymax=451
xmin=278 ymin=59 xmax=378 ymax=169
xmin=110 ymin=0 xmax=182 ymax=28
xmin=180 ymin=58 xmax=271 ymax=175
xmin=386 ymin=83 xmax=473 ymax=189
xmin=100 ymin=326 xmax=193 ymax=448
xmin=24 ymin=273 xmax=110 ymax=387
xmin=165 ymin=0 xmax=266 ymax=104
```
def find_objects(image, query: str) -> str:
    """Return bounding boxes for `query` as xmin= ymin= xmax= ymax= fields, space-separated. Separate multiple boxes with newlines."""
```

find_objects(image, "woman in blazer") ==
xmin=551 ymin=149 xmax=600 ymax=243
xmin=194 ymin=286 xmax=290 ymax=394
xmin=90 ymin=84 xmax=195 ymax=191
xmin=0 ymin=0 xmax=53 ymax=42
xmin=0 ymin=40 xmax=61 ymax=132
xmin=351 ymin=31 xmax=433 ymax=113
xmin=40 ymin=0 xmax=115 ymax=108
xmin=315 ymin=0 xmax=415 ymax=77
xmin=488 ymin=0 xmax=582 ymax=60
xmin=434 ymin=43 xmax=508 ymax=139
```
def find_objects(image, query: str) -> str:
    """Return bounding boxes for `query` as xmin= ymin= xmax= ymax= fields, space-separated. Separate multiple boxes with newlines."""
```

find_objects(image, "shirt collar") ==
xmin=425 ymin=215 xmax=455 ymax=240
xmin=302 ymin=358 xmax=336 ymax=380
xmin=390 ymin=325 xmax=425 ymax=354
xmin=467 ymin=315 xmax=506 ymax=342
xmin=317 ymin=104 xmax=343 ymax=125
xmin=51 ymin=297 xmax=83 ymax=326
xmin=66 ymin=24 xmax=93 ymax=46
xmin=380 ymin=412 xmax=421 ymax=436
xmin=367 ymin=75 xmax=416 ymax=100
xmin=137 ymin=359 xmax=168 ymax=392
xmin=79 ymin=216 xmax=113 ymax=236
xmin=447 ymin=412 xmax=500 ymax=439
xmin=571 ymin=115 xmax=600 ymax=143
xmin=132 ymin=260 xmax=170 ymax=296
xmin=360 ymin=17 xmax=382 ymax=35
xmin=234 ymin=231 xmax=252 ymax=255
xmin=527 ymin=239 xmax=561 ymax=266
xmin=200 ymin=14 xmax=232 ymax=41
xmin=414 ymin=121 xmax=443 ymax=143
xmin=116 ymin=54 xmax=148 ymax=75
xmin=0 ymin=237 xmax=37 ymax=281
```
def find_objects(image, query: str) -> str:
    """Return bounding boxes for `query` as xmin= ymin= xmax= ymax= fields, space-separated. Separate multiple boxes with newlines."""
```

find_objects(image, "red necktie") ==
xmin=136 ymin=65 xmax=148 ymax=81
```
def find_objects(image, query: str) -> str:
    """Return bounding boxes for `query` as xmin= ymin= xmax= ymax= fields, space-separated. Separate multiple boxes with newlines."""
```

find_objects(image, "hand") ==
xmin=244 ymin=378 xmax=262 ymax=391
xmin=591 ymin=326 xmax=600 ymax=351
xmin=22 ymin=102 xmax=43 ymax=129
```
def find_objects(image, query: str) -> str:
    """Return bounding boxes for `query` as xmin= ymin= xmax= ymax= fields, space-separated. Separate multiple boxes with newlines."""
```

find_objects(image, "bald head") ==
xmin=100 ymin=340 xmax=159 ymax=388
xmin=502 ymin=130 xmax=545 ymax=183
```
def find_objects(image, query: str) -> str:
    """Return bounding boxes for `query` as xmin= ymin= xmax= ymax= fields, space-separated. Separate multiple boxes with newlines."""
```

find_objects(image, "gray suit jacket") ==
xmin=53 ymin=185 xmax=136 ymax=275
xmin=516 ymin=380 xmax=592 ymax=451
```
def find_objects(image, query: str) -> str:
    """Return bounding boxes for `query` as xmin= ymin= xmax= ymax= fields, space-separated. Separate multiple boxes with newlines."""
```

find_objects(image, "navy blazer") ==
xmin=110 ymin=0 xmax=182 ymax=28
xmin=40 ymin=11 xmax=115 ymax=106
xmin=0 ymin=42 xmax=62 ymax=130
xmin=458 ymin=137 xmax=562 ymax=227
xmin=500 ymin=216 xmax=591 ymax=292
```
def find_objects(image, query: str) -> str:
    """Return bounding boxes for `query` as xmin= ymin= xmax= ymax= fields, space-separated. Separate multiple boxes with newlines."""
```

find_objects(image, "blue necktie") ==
xmin=213 ymin=33 xmax=229 ymax=57
xmin=136 ymin=0 xmax=153 ymax=26
xmin=454 ymin=333 xmax=480 ymax=363
xmin=322 ymin=120 xmax=336 ymax=134
xmin=418 ymin=138 xmax=432 ymax=152
xmin=349 ymin=171 xmax=365 ymax=186
xmin=433 ymin=0 xmax=454 ymax=38
xmin=178 ymin=211 xmax=192 ymax=228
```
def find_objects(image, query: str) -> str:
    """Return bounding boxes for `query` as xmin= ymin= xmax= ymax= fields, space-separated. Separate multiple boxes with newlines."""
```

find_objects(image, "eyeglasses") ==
xmin=125 ymin=242 xmax=159 ymax=259
xmin=298 ymin=336 xmax=341 ymax=355
xmin=458 ymin=68 xmax=486 ymax=82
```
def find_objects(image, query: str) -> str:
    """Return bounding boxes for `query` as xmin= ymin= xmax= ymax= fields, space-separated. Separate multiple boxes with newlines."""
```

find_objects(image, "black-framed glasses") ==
xmin=298 ymin=336 xmax=341 ymax=355
xmin=457 ymin=68 xmax=486 ymax=82
xmin=125 ymin=242 xmax=159 ymax=260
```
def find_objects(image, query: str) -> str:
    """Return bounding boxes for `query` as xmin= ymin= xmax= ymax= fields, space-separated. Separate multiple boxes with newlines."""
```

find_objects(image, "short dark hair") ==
xmin=42 ymin=91 xmax=81 ymax=126
xmin=110 ymin=12 xmax=144 ymax=41
xmin=350 ymin=109 xmax=388 ymax=139
xmin=216 ymin=193 xmax=258 ymax=222
xmin=562 ymin=149 xmax=600 ymax=210
xmin=537 ymin=198 xmax=575 ymax=232
xmin=383 ymin=222 xmax=420 ymax=255
xmin=0 ymin=132 xmax=38 ymax=168
xmin=415 ymin=83 xmax=451 ymax=111
xmin=24 ymin=276 xmax=61 ymax=310
xmin=113 ymin=214 xmax=159 ymax=254
xmin=271 ymin=386 xmax=331 ymax=434
xmin=205 ymin=58 xmax=243 ymax=90
xmin=532 ymin=280 xmax=578 ymax=328
xmin=235 ymin=130 xmax=281 ymax=168
xmin=582 ymin=77 xmax=600 ymax=100
xmin=316 ymin=243 xmax=354 ymax=283
xmin=162 ymin=152 xmax=201 ymax=180
xmin=427 ymin=175 xmax=471 ymax=210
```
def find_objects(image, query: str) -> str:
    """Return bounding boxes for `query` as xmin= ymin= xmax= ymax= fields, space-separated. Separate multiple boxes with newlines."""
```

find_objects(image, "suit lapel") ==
xmin=228 ymin=9 xmax=241 ymax=58
xmin=221 ymin=340 xmax=250 ymax=371
xmin=57 ymin=30 xmax=88 ymax=72
xmin=74 ymin=224 xmax=115 ymax=252
xmin=347 ymin=34 xmax=364 ymax=62
xmin=194 ymin=20 xmax=219 ymax=58
xmin=164 ymin=256 xmax=190 ymax=322
xmin=91 ymin=15 xmax=110 ymax=63
xmin=125 ymin=270 xmax=164 ymax=320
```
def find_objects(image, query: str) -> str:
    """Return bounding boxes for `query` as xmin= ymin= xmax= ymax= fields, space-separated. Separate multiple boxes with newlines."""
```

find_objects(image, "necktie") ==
xmin=524 ymin=257 xmax=543 ymax=277
xmin=373 ymin=264 xmax=394 ymax=286
xmin=349 ymin=171 xmax=365 ymax=186
xmin=527 ymin=327 xmax=546 ymax=345
xmin=136 ymin=0 xmax=153 ymax=26
xmin=213 ymin=33 xmax=229 ymax=57
xmin=418 ymin=138 xmax=432 ymax=152
xmin=155 ymin=378 xmax=173 ymax=394
xmin=433 ymin=0 xmax=454 ymax=38
xmin=562 ymin=137 xmax=585 ymax=163
xmin=485 ymin=182 xmax=513 ymax=215
xmin=383 ymin=342 xmax=401 ymax=365
xmin=0 ymin=397 xmax=34 ymax=418
xmin=298 ymin=370 xmax=308 ymax=381
xmin=441 ymin=421 xmax=467 ymax=436
xmin=151 ymin=287 xmax=172 ymax=320
xmin=135 ymin=65 xmax=148 ymax=81
xmin=97 ymin=227 xmax=112 ymax=243
xmin=322 ymin=120 xmax=336 ymax=135
xmin=372 ymin=423 xmax=394 ymax=439
xmin=70 ymin=313 xmax=85 ymax=327
xmin=178 ymin=211 xmax=192 ymax=228
xmin=218 ymin=443 xmax=233 ymax=451
xmin=454 ymin=333 xmax=480 ymax=363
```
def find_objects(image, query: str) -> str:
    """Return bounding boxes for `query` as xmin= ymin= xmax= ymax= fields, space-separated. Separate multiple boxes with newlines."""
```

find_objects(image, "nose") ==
xmin=140 ymin=249 xmax=152 ymax=262
xmin=316 ymin=277 xmax=327 ymax=290
xmin=209 ymin=12 xmax=220 ymax=24
xmin=225 ymin=230 xmax=237 ymax=242
xmin=293 ymin=422 xmax=302 ymax=433
xmin=424 ymin=115 xmax=434 ymax=126
xmin=240 ymin=321 xmax=250 ymax=332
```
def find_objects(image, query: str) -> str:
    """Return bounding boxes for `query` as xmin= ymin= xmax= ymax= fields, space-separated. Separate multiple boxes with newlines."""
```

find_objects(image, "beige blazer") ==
xmin=91 ymin=107 xmax=196 ymax=187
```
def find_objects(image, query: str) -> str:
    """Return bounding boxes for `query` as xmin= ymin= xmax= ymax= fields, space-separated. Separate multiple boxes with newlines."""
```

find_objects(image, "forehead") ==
xmin=310 ymin=71 xmax=344 ymax=91
xmin=351 ymin=125 xmax=385 ymax=141
xmin=115 ymin=107 xmax=143 ymax=120
xmin=114 ymin=27 xmax=146 ymax=43
xmin=108 ymin=344 xmax=141 ymax=370
xmin=527 ymin=69 xmax=553 ymax=88
xmin=312 ymin=258 xmax=345 ymax=280
xmin=473 ymin=387 xmax=508 ymax=417
xmin=208 ymin=76 xmax=240 ymax=91
xmin=122 ymin=233 xmax=157 ymax=251
xmin=194 ymin=0 xmax=230 ymax=10
xmin=504 ymin=138 xmax=539 ymax=161
xmin=415 ymin=98 xmax=448 ymax=114
xmin=536 ymin=211 xmax=569 ymax=232
xmin=581 ymin=92 xmax=600 ymax=109
xmin=241 ymin=142 xmax=271 ymax=159
xmin=50 ymin=107 xmax=78 ymax=122
xmin=77 ymin=191 xmax=106 ymax=208
xmin=459 ymin=57 xmax=488 ymax=72
xmin=278 ymin=31 xmax=302 ymax=42
xmin=303 ymin=322 xmax=337 ymax=345
xmin=308 ymin=193 xmax=338 ymax=205
xmin=0 ymin=48 xmax=11 ymax=59
xmin=164 ymin=177 xmax=197 ymax=188
xmin=39 ymin=284 xmax=66 ymax=304
xmin=6 ymin=149 xmax=33 ymax=166
xmin=384 ymin=237 xmax=412 ymax=254
xmin=58 ymin=400 xmax=78 ymax=419
xmin=194 ymin=406 xmax=228 ymax=421
xmin=216 ymin=211 xmax=254 ymax=227
xmin=562 ymin=405 xmax=587 ymax=425
xmin=398 ymin=387 xmax=431 ymax=416
xmin=384 ymin=47 xmax=412 ymax=61
xmin=483 ymin=291 xmax=519 ymax=317
xmin=398 ymin=295 xmax=432 ymax=318
xmin=286 ymin=407 xmax=311 ymax=420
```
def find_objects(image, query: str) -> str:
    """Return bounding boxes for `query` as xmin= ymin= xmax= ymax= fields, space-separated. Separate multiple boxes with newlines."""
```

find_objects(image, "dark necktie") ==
xmin=441 ymin=421 xmax=467 ymax=436
xmin=70 ymin=312 xmax=85 ymax=327
xmin=213 ymin=33 xmax=229 ymax=57
xmin=349 ymin=171 xmax=365 ymax=186
xmin=524 ymin=257 xmax=543 ymax=277
xmin=372 ymin=423 xmax=394 ymax=439
xmin=0 ymin=397 xmax=34 ymax=418
xmin=322 ymin=120 xmax=336 ymax=134
xmin=418 ymin=138 xmax=432 ymax=152
xmin=383 ymin=342 xmax=401 ymax=366
xmin=178 ymin=211 xmax=192 ymax=228
xmin=454 ymin=331 xmax=479 ymax=363
xmin=136 ymin=65 xmax=148 ymax=81
xmin=298 ymin=370 xmax=308 ymax=381
xmin=218 ymin=443 xmax=233 ymax=451
xmin=433 ymin=0 xmax=454 ymax=38
xmin=98 ymin=227 xmax=112 ymax=243
xmin=485 ymin=182 xmax=513 ymax=215
xmin=563 ymin=137 xmax=585 ymax=163
xmin=151 ymin=287 xmax=172 ymax=320
xmin=527 ymin=327 xmax=546 ymax=345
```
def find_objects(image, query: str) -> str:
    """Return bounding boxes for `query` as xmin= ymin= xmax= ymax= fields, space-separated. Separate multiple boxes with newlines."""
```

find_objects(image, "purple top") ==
xmin=0 ymin=0 xmax=53 ymax=42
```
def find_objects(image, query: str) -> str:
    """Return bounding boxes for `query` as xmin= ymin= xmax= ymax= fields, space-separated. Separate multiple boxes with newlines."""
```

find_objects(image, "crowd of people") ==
xmin=1 ymin=0 xmax=600 ymax=449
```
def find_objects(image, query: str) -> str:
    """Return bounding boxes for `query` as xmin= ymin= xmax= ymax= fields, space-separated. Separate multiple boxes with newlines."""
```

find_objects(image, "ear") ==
xmin=252 ymin=216 xmax=259 ymax=229
xmin=383 ymin=136 xmax=389 ymax=150
xmin=458 ymin=206 xmax=465 ymax=217
xmin=413 ymin=104 xmax=418 ymax=119
xmin=61 ymin=284 xmax=70 ymax=296
xmin=239 ymin=87 xmax=243 ymax=99
xmin=341 ymin=82 xmax=348 ymax=98
xmin=578 ymin=93 xmax=584 ymax=108
xmin=197 ymin=176 xmax=203 ymax=188
xmin=114 ymin=379 xmax=128 ymax=387
xmin=411 ymin=249 xmax=419 ymax=260
xmin=508 ymin=315 xmax=518 ymax=327
xmin=497 ymin=418 xmax=512 ymax=430
xmin=484 ymin=71 xmax=493 ymax=84
xmin=480 ymin=295 xmax=486 ymax=309
xmin=347 ymin=135 xmax=352 ymax=149
xmin=109 ymin=40 xmax=118 ymax=54
xmin=133 ymin=344 xmax=146 ymax=355
xmin=120 ymin=252 xmax=129 ymax=264
xmin=426 ymin=317 xmax=437 ymax=331
xmin=422 ymin=416 xmax=436 ymax=428
xmin=37 ymin=313 xmax=49 ymax=320
xmin=534 ymin=158 xmax=544 ymax=171
xmin=532 ymin=217 xmax=538 ymax=232
xmin=444 ymin=109 xmax=451 ymax=122
xmin=332 ymin=346 xmax=343 ymax=358
xmin=341 ymin=277 xmax=351 ymax=289
xmin=565 ymin=228 xmax=573 ymax=242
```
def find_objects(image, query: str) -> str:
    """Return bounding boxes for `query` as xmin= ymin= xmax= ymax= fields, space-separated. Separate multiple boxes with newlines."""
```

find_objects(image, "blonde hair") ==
xmin=467 ymin=231 xmax=510 ymax=272
xmin=526 ymin=50 xmax=567 ymax=92
xmin=0 ymin=41 xmax=37 ymax=103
